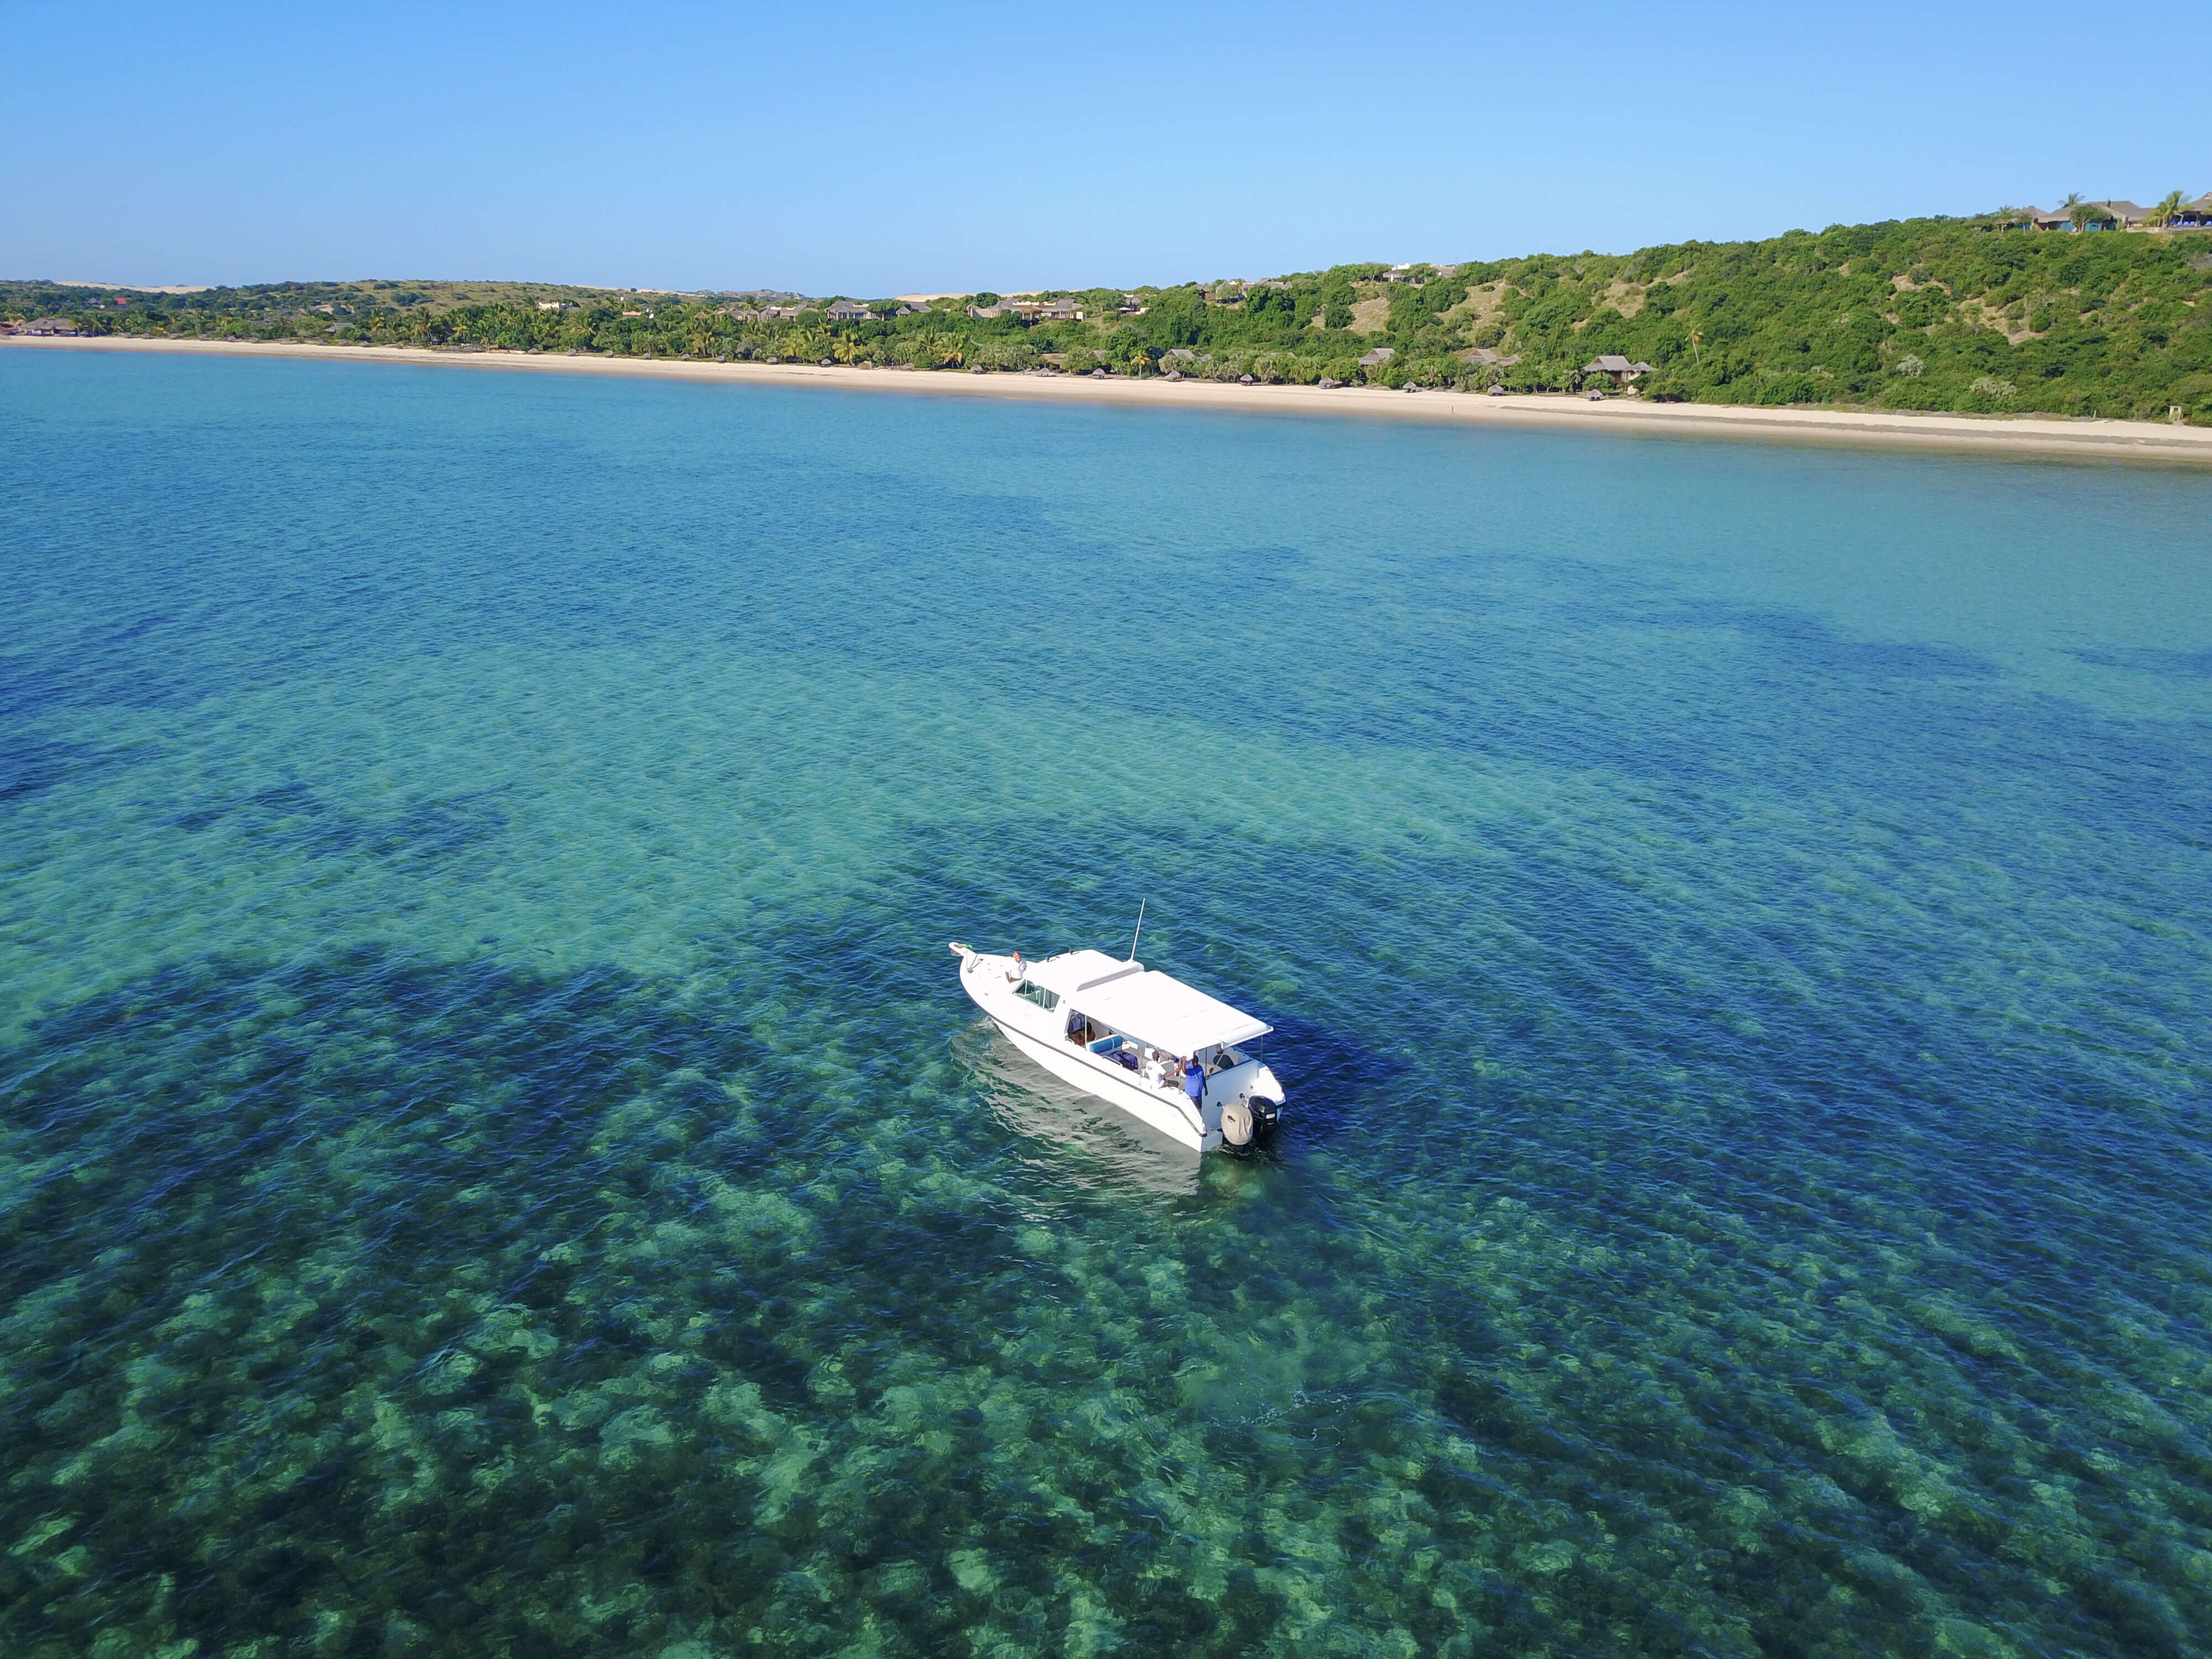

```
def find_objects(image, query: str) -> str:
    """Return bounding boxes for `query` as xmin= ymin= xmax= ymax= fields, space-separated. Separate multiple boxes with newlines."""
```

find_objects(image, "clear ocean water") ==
xmin=3 ymin=351 xmax=2209 ymax=1658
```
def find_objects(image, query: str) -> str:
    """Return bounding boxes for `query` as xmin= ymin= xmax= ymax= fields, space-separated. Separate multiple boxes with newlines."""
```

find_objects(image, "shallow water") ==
xmin=2 ymin=351 xmax=2209 ymax=1657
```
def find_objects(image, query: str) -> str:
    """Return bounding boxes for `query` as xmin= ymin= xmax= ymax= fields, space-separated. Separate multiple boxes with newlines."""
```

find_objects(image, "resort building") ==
xmin=2010 ymin=201 xmax=2162 ymax=231
xmin=1582 ymin=354 xmax=1655 ymax=385
xmin=967 ymin=297 xmax=1083 ymax=322
xmin=12 ymin=317 xmax=81 ymax=336
xmin=2084 ymin=201 xmax=2151 ymax=229
xmin=824 ymin=300 xmax=871 ymax=321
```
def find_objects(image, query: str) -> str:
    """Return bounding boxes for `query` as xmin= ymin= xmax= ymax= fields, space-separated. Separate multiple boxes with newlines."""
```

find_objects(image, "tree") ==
xmin=12 ymin=208 xmax=2206 ymax=420
xmin=907 ymin=331 xmax=963 ymax=369
xmin=2062 ymin=192 xmax=2092 ymax=230
xmin=2150 ymin=190 xmax=2185 ymax=228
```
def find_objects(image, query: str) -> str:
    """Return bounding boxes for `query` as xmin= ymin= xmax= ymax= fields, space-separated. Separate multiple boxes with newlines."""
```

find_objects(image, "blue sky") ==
xmin=6 ymin=0 xmax=2208 ymax=295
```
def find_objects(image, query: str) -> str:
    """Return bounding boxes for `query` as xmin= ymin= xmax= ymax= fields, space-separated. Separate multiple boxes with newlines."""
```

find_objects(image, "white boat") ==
xmin=948 ymin=941 xmax=1286 ymax=1151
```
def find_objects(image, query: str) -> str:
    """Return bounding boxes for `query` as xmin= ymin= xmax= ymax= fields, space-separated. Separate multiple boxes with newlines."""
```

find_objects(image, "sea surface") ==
xmin=3 ymin=351 xmax=2210 ymax=1658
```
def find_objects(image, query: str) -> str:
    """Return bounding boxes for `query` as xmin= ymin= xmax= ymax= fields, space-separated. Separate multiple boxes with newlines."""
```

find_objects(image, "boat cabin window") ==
xmin=1016 ymin=981 xmax=1059 ymax=1011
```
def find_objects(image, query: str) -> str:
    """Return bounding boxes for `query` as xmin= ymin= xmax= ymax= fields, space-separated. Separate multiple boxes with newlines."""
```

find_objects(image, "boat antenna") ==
xmin=1128 ymin=899 xmax=1145 ymax=962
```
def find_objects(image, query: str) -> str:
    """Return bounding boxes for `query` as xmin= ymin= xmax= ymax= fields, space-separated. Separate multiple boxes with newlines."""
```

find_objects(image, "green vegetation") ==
xmin=10 ymin=213 xmax=2212 ymax=421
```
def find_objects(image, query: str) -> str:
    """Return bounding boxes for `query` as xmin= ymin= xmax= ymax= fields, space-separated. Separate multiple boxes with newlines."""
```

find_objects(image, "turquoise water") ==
xmin=3 ymin=351 xmax=2210 ymax=1657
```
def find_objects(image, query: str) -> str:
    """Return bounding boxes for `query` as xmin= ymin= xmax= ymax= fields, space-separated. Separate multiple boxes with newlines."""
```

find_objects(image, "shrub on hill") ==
xmin=8 ymin=220 xmax=2208 ymax=420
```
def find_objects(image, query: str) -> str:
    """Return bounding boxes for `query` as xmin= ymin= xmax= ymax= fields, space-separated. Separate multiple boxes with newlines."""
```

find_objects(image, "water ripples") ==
xmin=1 ymin=351 xmax=2208 ymax=1656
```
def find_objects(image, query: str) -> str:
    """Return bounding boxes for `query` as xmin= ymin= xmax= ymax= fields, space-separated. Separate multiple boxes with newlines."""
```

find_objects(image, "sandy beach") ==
xmin=10 ymin=333 xmax=2212 ymax=466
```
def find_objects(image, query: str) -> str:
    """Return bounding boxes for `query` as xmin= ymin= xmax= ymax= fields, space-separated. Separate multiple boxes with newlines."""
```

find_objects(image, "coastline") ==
xmin=11 ymin=333 xmax=2212 ymax=466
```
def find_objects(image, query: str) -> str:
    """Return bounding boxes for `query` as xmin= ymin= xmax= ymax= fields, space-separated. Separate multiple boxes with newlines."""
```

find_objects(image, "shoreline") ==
xmin=11 ymin=334 xmax=2212 ymax=466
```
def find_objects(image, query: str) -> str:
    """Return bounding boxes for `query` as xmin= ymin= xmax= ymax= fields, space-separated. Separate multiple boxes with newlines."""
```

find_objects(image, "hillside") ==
xmin=9 ymin=216 xmax=2211 ymax=422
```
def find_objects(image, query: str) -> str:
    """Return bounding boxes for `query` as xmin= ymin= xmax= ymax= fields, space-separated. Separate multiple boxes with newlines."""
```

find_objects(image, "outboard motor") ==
xmin=1219 ymin=1097 xmax=1283 ymax=1151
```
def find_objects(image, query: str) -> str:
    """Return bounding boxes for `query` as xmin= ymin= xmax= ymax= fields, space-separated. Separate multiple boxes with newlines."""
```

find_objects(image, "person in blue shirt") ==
xmin=1183 ymin=1055 xmax=1206 ymax=1114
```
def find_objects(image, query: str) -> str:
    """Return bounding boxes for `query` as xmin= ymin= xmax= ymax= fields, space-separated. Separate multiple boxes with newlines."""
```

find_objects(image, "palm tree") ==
xmin=1688 ymin=325 xmax=1703 ymax=368
xmin=2062 ymin=192 xmax=2093 ymax=230
xmin=2151 ymin=190 xmax=2185 ymax=227
xmin=908 ymin=331 xmax=964 ymax=369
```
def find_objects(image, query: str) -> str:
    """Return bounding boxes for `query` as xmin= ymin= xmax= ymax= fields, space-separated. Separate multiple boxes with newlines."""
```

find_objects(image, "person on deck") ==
xmin=1183 ymin=1055 xmax=1206 ymax=1115
xmin=1005 ymin=951 xmax=1026 ymax=984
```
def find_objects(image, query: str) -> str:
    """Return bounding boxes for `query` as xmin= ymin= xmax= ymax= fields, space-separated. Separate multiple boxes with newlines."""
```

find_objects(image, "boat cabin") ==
xmin=1015 ymin=950 xmax=1273 ymax=1101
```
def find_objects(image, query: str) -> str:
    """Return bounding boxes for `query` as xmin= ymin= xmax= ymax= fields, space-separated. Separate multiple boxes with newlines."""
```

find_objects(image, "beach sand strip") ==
xmin=10 ymin=336 xmax=2212 ymax=466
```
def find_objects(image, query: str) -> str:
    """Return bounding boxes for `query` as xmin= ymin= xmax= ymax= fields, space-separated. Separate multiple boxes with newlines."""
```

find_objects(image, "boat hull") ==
xmin=997 ymin=1018 xmax=1213 ymax=1151
xmin=956 ymin=949 xmax=1222 ymax=1151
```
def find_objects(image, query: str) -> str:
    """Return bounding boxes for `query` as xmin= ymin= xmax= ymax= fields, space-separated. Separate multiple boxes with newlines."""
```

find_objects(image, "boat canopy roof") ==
xmin=1025 ymin=950 xmax=1144 ymax=1001
xmin=1021 ymin=950 xmax=1271 ymax=1053
xmin=1073 ymin=968 xmax=1270 ymax=1055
